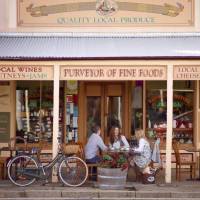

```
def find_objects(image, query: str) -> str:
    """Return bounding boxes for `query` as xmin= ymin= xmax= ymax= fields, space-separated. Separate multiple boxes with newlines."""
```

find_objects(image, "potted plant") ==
xmin=97 ymin=152 xmax=129 ymax=190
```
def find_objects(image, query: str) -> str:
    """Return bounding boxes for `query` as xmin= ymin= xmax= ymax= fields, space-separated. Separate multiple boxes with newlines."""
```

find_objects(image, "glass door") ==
xmin=85 ymin=82 xmax=124 ymax=143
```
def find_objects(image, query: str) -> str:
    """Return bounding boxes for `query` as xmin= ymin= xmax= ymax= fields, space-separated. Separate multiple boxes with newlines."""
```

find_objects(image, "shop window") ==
xmin=131 ymin=81 xmax=143 ymax=134
xmin=16 ymin=81 xmax=55 ymax=143
xmin=146 ymin=81 xmax=194 ymax=145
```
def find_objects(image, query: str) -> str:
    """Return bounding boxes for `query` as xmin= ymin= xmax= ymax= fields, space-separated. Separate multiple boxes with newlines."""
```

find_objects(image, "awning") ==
xmin=0 ymin=32 xmax=200 ymax=60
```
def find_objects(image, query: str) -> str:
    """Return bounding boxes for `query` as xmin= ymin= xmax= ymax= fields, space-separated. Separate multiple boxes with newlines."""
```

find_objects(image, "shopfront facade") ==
xmin=1 ymin=0 xmax=200 ymax=183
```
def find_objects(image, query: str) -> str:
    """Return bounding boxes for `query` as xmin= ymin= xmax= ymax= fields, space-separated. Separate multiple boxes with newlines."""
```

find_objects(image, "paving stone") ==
xmin=62 ymin=191 xmax=98 ymax=198
xmin=136 ymin=191 xmax=171 ymax=198
xmin=171 ymin=192 xmax=200 ymax=198
xmin=25 ymin=190 xmax=62 ymax=198
xmin=0 ymin=191 xmax=26 ymax=198
xmin=98 ymin=190 xmax=132 ymax=198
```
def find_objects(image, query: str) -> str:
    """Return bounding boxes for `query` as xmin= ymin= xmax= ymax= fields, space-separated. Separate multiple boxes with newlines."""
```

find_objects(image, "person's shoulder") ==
xmin=94 ymin=133 xmax=102 ymax=140
xmin=140 ymin=138 xmax=146 ymax=142
xmin=121 ymin=135 xmax=127 ymax=139
xmin=89 ymin=133 xmax=97 ymax=139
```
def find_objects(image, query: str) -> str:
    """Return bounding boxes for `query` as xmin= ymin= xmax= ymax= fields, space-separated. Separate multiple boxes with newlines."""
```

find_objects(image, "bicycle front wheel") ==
xmin=58 ymin=156 xmax=88 ymax=187
xmin=7 ymin=155 xmax=39 ymax=187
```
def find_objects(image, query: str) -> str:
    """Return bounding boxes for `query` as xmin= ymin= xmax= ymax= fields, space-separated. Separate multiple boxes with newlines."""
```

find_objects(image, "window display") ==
xmin=16 ymin=81 xmax=63 ymax=144
xmin=146 ymin=81 xmax=194 ymax=145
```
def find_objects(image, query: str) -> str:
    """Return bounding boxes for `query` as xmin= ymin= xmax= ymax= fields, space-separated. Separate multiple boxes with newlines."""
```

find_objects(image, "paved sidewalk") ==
xmin=0 ymin=180 xmax=200 ymax=199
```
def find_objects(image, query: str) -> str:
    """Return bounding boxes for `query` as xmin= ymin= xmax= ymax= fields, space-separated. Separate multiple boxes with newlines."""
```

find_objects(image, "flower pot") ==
xmin=97 ymin=167 xmax=128 ymax=190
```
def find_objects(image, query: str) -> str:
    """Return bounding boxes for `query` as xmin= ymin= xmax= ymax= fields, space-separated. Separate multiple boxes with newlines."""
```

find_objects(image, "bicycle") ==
xmin=7 ymin=138 xmax=88 ymax=187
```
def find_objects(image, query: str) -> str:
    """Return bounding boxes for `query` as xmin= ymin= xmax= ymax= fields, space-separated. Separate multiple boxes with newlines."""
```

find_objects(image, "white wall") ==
xmin=0 ymin=0 xmax=7 ymax=31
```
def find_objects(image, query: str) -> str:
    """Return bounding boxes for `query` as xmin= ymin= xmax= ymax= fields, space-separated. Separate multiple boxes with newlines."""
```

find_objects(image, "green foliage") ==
xmin=100 ymin=152 xmax=128 ymax=171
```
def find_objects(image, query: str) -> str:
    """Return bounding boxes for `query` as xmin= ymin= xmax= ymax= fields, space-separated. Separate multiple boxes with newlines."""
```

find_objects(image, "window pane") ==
xmin=87 ymin=97 xmax=101 ymax=137
xmin=131 ymin=82 xmax=143 ymax=134
xmin=146 ymin=81 xmax=194 ymax=145
xmin=16 ymin=81 xmax=54 ymax=143
xmin=107 ymin=96 xmax=122 ymax=134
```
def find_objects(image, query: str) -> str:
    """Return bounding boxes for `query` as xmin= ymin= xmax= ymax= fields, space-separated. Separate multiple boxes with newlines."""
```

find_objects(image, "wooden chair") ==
xmin=172 ymin=140 xmax=196 ymax=181
xmin=86 ymin=163 xmax=99 ymax=180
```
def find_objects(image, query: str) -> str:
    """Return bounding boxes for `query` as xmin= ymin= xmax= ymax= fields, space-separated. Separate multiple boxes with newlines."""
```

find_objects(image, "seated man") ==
xmin=85 ymin=125 xmax=107 ymax=163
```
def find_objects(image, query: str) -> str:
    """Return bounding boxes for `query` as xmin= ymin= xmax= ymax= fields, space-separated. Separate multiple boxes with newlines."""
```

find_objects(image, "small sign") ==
xmin=174 ymin=66 xmax=200 ymax=80
xmin=60 ymin=65 xmax=167 ymax=80
xmin=17 ymin=0 xmax=194 ymax=27
xmin=0 ymin=65 xmax=53 ymax=80
xmin=0 ymin=112 xmax=10 ymax=142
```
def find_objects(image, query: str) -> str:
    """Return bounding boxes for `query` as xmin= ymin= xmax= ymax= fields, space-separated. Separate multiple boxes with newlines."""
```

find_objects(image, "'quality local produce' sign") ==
xmin=0 ymin=65 xmax=53 ymax=80
xmin=60 ymin=65 xmax=167 ymax=80
xmin=17 ymin=0 xmax=194 ymax=27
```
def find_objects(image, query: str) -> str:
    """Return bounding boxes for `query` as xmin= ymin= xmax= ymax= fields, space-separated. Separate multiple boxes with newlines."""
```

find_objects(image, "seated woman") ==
xmin=132 ymin=129 xmax=152 ymax=174
xmin=109 ymin=126 xmax=130 ymax=149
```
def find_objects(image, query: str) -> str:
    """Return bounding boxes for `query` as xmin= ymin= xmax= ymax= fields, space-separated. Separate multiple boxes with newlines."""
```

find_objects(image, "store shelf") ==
xmin=147 ymin=128 xmax=193 ymax=133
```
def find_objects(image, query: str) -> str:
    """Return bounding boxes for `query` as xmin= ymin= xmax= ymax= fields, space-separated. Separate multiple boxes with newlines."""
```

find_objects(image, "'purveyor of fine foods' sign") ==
xmin=17 ymin=0 xmax=194 ymax=27
xmin=174 ymin=66 xmax=200 ymax=80
xmin=0 ymin=66 xmax=53 ymax=80
xmin=60 ymin=65 xmax=167 ymax=80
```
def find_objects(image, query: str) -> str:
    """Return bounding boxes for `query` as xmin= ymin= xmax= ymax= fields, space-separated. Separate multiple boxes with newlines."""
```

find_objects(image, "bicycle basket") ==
xmin=62 ymin=144 xmax=83 ymax=158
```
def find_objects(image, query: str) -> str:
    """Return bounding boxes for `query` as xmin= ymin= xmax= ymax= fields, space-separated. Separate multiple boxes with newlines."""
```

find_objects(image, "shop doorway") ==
xmin=84 ymin=82 xmax=126 ymax=143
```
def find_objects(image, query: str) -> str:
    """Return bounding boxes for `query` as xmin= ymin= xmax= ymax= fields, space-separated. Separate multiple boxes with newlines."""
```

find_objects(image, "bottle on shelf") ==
xmin=148 ymin=119 xmax=151 ymax=129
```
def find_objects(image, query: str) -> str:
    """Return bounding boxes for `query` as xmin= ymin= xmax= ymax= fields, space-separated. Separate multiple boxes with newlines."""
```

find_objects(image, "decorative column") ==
xmin=52 ymin=64 xmax=60 ymax=182
xmin=165 ymin=64 xmax=173 ymax=183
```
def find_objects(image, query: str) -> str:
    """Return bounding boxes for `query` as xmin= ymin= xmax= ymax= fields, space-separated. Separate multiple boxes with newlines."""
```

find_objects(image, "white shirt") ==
xmin=110 ymin=135 xmax=130 ymax=149
xmin=134 ymin=138 xmax=149 ymax=153
xmin=85 ymin=133 xmax=107 ymax=160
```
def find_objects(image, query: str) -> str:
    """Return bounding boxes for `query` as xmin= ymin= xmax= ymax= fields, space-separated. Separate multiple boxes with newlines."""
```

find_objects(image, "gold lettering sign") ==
xmin=174 ymin=65 xmax=200 ymax=80
xmin=17 ymin=0 xmax=194 ymax=27
xmin=0 ymin=65 xmax=53 ymax=80
xmin=60 ymin=65 xmax=167 ymax=80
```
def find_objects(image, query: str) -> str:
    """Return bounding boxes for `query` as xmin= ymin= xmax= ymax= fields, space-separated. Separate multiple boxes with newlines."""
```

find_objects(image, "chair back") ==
xmin=172 ymin=140 xmax=181 ymax=164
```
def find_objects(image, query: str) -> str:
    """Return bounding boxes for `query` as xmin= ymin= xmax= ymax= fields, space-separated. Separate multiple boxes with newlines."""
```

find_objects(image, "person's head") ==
xmin=135 ymin=129 xmax=146 ymax=141
xmin=92 ymin=125 xmax=101 ymax=135
xmin=109 ymin=126 xmax=121 ymax=144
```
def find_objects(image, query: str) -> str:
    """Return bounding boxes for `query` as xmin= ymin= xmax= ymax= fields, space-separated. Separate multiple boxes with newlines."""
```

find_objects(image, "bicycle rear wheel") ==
xmin=7 ymin=155 xmax=39 ymax=187
xmin=58 ymin=156 xmax=88 ymax=187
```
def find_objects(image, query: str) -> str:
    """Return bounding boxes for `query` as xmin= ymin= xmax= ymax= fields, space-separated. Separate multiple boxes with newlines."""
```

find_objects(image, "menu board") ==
xmin=0 ymin=112 xmax=10 ymax=142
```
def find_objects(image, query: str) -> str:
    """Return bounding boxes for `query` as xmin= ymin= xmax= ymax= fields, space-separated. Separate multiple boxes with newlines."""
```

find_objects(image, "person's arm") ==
xmin=121 ymin=136 xmax=130 ymax=148
xmin=97 ymin=135 xmax=107 ymax=151
xmin=134 ymin=138 xmax=145 ymax=152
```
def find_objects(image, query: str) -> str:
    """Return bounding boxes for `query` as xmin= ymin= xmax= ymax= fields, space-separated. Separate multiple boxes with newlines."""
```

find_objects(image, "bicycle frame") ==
xmin=8 ymin=151 xmax=66 ymax=180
